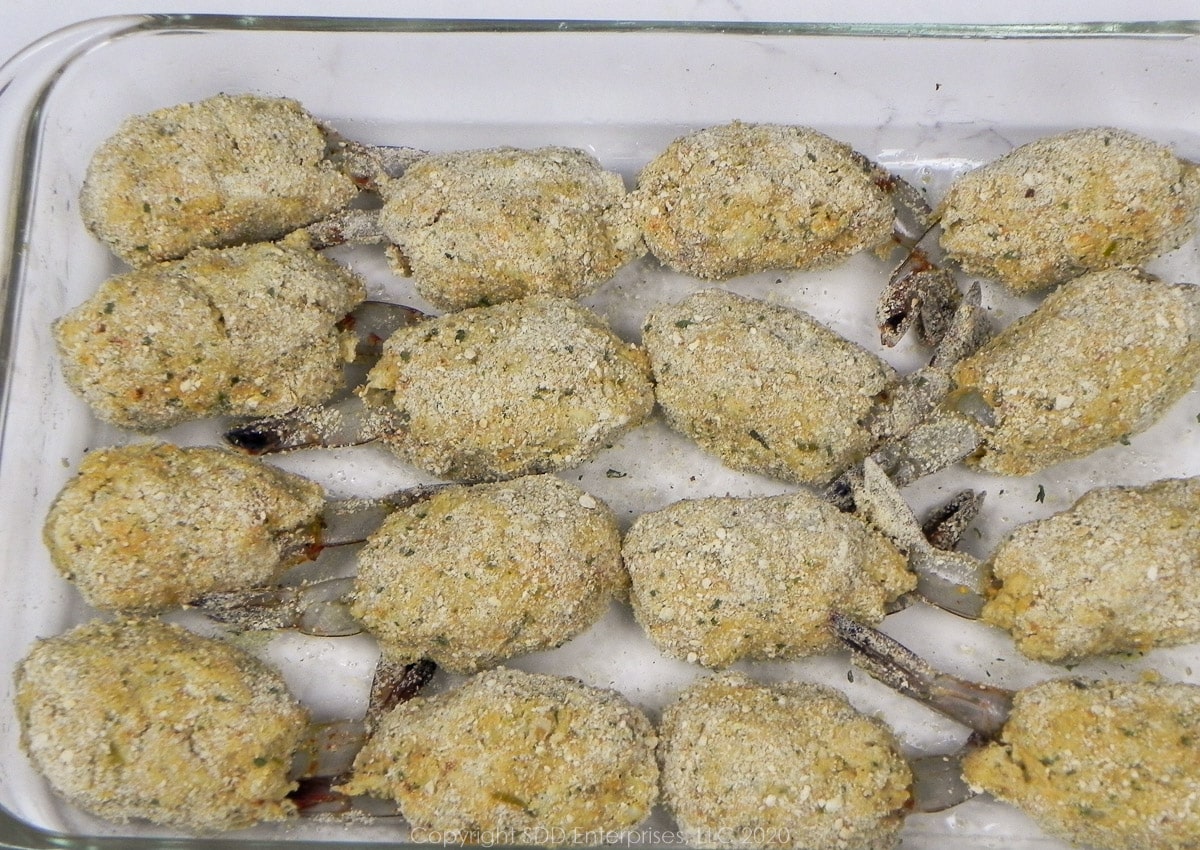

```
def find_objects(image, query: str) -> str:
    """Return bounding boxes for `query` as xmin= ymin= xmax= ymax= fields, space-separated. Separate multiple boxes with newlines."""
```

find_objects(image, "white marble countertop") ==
xmin=4 ymin=0 xmax=1199 ymax=71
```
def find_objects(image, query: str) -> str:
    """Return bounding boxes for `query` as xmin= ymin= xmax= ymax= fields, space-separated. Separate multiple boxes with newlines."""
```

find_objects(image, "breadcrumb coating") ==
xmin=350 ymin=475 xmax=626 ymax=673
xmin=643 ymin=289 xmax=896 ymax=486
xmin=338 ymin=668 xmax=658 ymax=844
xmin=632 ymin=122 xmax=895 ymax=280
xmin=939 ymin=127 xmax=1200 ymax=293
xmin=623 ymin=491 xmax=913 ymax=668
xmin=659 ymin=673 xmax=912 ymax=850
xmin=14 ymin=619 xmax=309 ymax=832
xmin=379 ymin=147 xmax=643 ymax=310
xmin=983 ymin=477 xmax=1200 ymax=663
xmin=962 ymin=679 xmax=1200 ymax=850
xmin=80 ymin=93 xmax=358 ymax=266
xmin=361 ymin=296 xmax=654 ymax=481
xmin=43 ymin=443 xmax=325 ymax=613
xmin=949 ymin=269 xmax=1200 ymax=475
xmin=54 ymin=232 xmax=366 ymax=431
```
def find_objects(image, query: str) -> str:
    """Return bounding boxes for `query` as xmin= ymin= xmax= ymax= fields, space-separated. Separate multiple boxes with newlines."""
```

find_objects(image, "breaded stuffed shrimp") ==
xmin=14 ymin=618 xmax=309 ymax=832
xmin=938 ymin=127 xmax=1200 ymax=293
xmin=632 ymin=121 xmax=926 ymax=280
xmin=659 ymin=672 xmax=912 ymax=850
xmin=623 ymin=489 xmax=913 ymax=668
xmin=349 ymin=475 xmax=627 ymax=673
xmin=837 ymin=618 xmax=1200 ymax=850
xmin=338 ymin=668 xmax=658 ymax=844
xmin=81 ymin=93 xmax=361 ymax=266
xmin=378 ymin=146 xmax=643 ymax=310
xmin=982 ymin=477 xmax=1200 ymax=663
xmin=43 ymin=443 xmax=326 ymax=613
xmin=54 ymin=233 xmax=366 ymax=431
xmin=227 ymin=296 xmax=655 ymax=482
xmin=642 ymin=289 xmax=897 ymax=486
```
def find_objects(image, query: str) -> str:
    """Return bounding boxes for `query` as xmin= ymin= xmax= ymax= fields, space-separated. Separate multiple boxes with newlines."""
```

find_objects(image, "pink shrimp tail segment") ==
xmin=831 ymin=612 xmax=1012 ymax=737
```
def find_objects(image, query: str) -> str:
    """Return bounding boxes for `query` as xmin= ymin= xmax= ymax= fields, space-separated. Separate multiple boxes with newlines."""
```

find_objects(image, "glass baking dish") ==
xmin=2 ymin=14 xmax=1200 ymax=850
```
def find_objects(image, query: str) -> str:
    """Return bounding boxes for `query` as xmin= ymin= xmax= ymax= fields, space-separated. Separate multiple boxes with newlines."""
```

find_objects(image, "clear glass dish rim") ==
xmin=14 ymin=12 xmax=1200 ymax=39
xmin=2 ymin=13 xmax=1200 ymax=850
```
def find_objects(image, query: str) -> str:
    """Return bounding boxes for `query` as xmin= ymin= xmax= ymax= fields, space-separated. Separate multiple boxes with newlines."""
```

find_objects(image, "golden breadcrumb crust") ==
xmin=339 ymin=668 xmax=658 ymax=844
xmin=43 ymin=443 xmax=325 ymax=612
xmin=362 ymin=296 xmax=654 ymax=481
xmin=633 ymin=122 xmax=895 ymax=280
xmin=54 ymin=233 xmax=365 ymax=431
xmin=81 ymin=93 xmax=357 ymax=265
xmin=380 ymin=146 xmax=643 ymax=310
xmin=984 ymin=477 xmax=1200 ymax=662
xmin=15 ymin=619 xmax=308 ymax=832
xmin=940 ymin=127 xmax=1200 ymax=292
xmin=643 ymin=289 xmax=895 ymax=485
xmin=950 ymin=269 xmax=1200 ymax=475
xmin=963 ymin=679 xmax=1200 ymax=850
xmin=351 ymin=475 xmax=625 ymax=672
xmin=623 ymin=491 xmax=913 ymax=668
xmin=659 ymin=672 xmax=912 ymax=850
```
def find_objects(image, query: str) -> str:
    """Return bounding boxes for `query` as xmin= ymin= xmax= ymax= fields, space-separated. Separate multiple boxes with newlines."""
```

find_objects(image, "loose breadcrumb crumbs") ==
xmin=983 ymin=477 xmax=1200 ymax=663
xmin=361 ymin=295 xmax=655 ymax=481
xmin=623 ymin=491 xmax=913 ymax=668
xmin=54 ymin=232 xmax=366 ymax=431
xmin=632 ymin=122 xmax=895 ymax=280
xmin=350 ymin=475 xmax=626 ymax=673
xmin=379 ymin=146 xmax=643 ymax=310
xmin=659 ymin=672 xmax=912 ymax=850
xmin=939 ymin=127 xmax=1200 ymax=293
xmin=338 ymin=667 xmax=658 ymax=844
xmin=43 ymin=442 xmax=325 ymax=613
xmin=80 ymin=93 xmax=358 ymax=265
xmin=14 ymin=618 xmax=309 ymax=832
xmin=949 ymin=269 xmax=1200 ymax=475
xmin=962 ymin=679 xmax=1200 ymax=850
xmin=643 ymin=289 xmax=896 ymax=486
